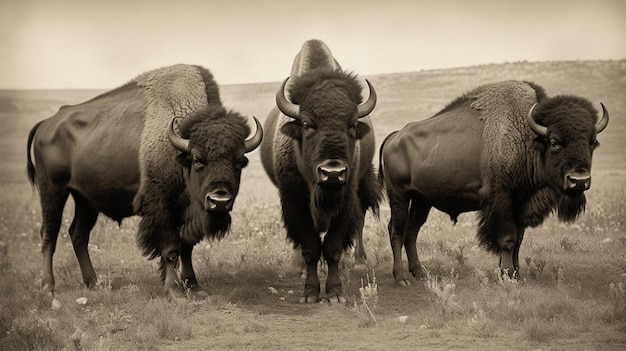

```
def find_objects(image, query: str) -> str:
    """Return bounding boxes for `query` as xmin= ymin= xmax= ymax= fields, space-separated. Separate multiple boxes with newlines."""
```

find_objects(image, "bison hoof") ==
xmin=188 ymin=289 xmax=209 ymax=300
xmin=354 ymin=255 xmax=367 ymax=266
xmin=499 ymin=268 xmax=520 ymax=281
xmin=299 ymin=295 xmax=320 ymax=304
xmin=411 ymin=268 xmax=426 ymax=280
xmin=165 ymin=287 xmax=187 ymax=301
xmin=327 ymin=295 xmax=347 ymax=304
xmin=395 ymin=279 xmax=411 ymax=287
xmin=41 ymin=283 xmax=55 ymax=296
xmin=174 ymin=280 xmax=209 ymax=300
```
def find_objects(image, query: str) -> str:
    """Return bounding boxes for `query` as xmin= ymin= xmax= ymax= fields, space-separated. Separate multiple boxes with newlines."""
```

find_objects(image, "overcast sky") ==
xmin=2 ymin=0 xmax=625 ymax=89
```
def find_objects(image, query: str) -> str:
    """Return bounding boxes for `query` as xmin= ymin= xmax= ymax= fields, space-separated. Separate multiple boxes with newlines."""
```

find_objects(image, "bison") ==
xmin=378 ymin=81 xmax=609 ymax=285
xmin=260 ymin=39 xmax=381 ymax=303
xmin=26 ymin=64 xmax=262 ymax=297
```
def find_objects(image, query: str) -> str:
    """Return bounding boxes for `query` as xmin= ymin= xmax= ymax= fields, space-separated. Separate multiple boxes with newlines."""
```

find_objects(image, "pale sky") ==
xmin=2 ymin=0 xmax=625 ymax=89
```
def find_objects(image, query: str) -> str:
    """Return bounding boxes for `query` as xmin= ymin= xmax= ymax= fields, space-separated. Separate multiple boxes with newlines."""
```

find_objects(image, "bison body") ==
xmin=260 ymin=40 xmax=381 ymax=303
xmin=27 ymin=64 xmax=262 ymax=297
xmin=379 ymin=81 xmax=608 ymax=285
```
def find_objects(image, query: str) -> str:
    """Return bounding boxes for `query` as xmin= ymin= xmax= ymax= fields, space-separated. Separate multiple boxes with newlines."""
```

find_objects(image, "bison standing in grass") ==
xmin=260 ymin=40 xmax=381 ymax=303
xmin=27 ymin=64 xmax=262 ymax=297
xmin=379 ymin=80 xmax=608 ymax=286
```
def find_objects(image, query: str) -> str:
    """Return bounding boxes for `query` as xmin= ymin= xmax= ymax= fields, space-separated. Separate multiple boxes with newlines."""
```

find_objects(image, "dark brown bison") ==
xmin=26 ymin=64 xmax=262 ymax=297
xmin=260 ymin=39 xmax=381 ymax=303
xmin=378 ymin=81 xmax=609 ymax=286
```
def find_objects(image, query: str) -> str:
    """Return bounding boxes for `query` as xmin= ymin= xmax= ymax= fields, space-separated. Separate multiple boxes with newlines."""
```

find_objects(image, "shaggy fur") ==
xmin=434 ymin=81 xmax=596 ymax=253
xmin=378 ymin=80 xmax=605 ymax=284
xmin=259 ymin=39 xmax=381 ymax=296
xmin=132 ymin=64 xmax=216 ymax=259
xmin=269 ymin=68 xmax=379 ymax=243
xmin=175 ymin=107 xmax=251 ymax=244
xmin=26 ymin=63 xmax=250 ymax=294
xmin=288 ymin=69 xmax=364 ymax=107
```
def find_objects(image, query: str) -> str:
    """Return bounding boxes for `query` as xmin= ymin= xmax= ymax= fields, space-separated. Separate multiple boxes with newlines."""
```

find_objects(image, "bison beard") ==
xmin=557 ymin=193 xmax=586 ymax=223
xmin=180 ymin=199 xmax=231 ymax=244
xmin=311 ymin=186 xmax=345 ymax=233
xmin=137 ymin=195 xmax=232 ymax=263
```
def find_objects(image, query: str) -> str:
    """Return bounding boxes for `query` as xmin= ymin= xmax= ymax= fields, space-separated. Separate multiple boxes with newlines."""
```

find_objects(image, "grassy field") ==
xmin=1 ymin=60 xmax=625 ymax=350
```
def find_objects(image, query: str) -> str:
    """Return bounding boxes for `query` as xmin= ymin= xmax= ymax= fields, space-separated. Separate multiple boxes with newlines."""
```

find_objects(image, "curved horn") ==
xmin=244 ymin=116 xmax=263 ymax=153
xmin=167 ymin=117 xmax=190 ymax=153
xmin=596 ymin=103 xmax=609 ymax=133
xmin=526 ymin=103 xmax=548 ymax=138
xmin=357 ymin=79 xmax=377 ymax=118
xmin=275 ymin=77 xmax=300 ymax=119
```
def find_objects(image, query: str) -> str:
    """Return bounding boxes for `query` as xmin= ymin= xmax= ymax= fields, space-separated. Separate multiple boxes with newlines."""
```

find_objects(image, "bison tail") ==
xmin=377 ymin=131 xmax=397 ymax=197
xmin=26 ymin=121 xmax=44 ymax=190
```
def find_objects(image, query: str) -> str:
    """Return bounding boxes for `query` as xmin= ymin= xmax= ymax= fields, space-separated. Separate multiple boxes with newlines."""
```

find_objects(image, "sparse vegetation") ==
xmin=424 ymin=267 xmax=460 ymax=316
xmin=355 ymin=270 xmax=379 ymax=327
xmin=1 ymin=61 xmax=625 ymax=350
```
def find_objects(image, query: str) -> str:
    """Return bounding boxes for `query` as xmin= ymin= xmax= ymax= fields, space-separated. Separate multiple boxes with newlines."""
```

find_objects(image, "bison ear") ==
xmin=176 ymin=153 xmax=192 ymax=168
xmin=280 ymin=121 xmax=302 ymax=140
xmin=355 ymin=121 xmax=371 ymax=139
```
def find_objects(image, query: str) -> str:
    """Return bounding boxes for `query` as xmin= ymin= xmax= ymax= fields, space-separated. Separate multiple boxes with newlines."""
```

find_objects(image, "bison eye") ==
xmin=236 ymin=156 xmax=249 ymax=169
xmin=192 ymin=156 xmax=205 ymax=169
xmin=350 ymin=122 xmax=358 ymax=130
xmin=549 ymin=138 xmax=562 ymax=152
xmin=591 ymin=139 xmax=600 ymax=149
xmin=301 ymin=121 xmax=310 ymax=130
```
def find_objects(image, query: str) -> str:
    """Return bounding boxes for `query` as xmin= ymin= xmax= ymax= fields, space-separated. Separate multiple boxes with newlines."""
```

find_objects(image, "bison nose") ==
xmin=204 ymin=189 xmax=233 ymax=211
xmin=317 ymin=159 xmax=347 ymax=184
xmin=565 ymin=172 xmax=591 ymax=191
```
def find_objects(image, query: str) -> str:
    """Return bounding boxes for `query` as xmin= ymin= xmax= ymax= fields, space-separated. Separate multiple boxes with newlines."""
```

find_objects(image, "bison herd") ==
xmin=27 ymin=40 xmax=609 ymax=302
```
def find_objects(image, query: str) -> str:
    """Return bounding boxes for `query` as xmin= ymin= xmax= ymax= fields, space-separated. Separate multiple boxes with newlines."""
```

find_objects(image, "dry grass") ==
xmin=1 ymin=60 xmax=625 ymax=350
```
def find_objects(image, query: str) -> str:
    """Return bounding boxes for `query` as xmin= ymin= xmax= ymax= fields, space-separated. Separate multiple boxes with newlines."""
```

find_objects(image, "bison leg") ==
xmin=281 ymin=190 xmax=321 ymax=303
xmin=159 ymin=239 xmax=183 ymax=298
xmin=299 ymin=231 xmax=323 ymax=304
xmin=497 ymin=220 xmax=519 ymax=279
xmin=179 ymin=241 xmax=209 ymax=299
xmin=353 ymin=230 xmax=367 ymax=265
xmin=39 ymin=186 xmax=69 ymax=294
xmin=291 ymin=248 xmax=307 ymax=279
xmin=299 ymin=240 xmax=322 ymax=303
xmin=481 ymin=201 xmax=521 ymax=279
xmin=511 ymin=227 xmax=525 ymax=279
xmin=405 ymin=199 xmax=431 ymax=280
xmin=353 ymin=193 xmax=370 ymax=265
xmin=323 ymin=245 xmax=345 ymax=304
xmin=69 ymin=193 xmax=99 ymax=289
xmin=324 ymin=205 xmax=364 ymax=303
xmin=388 ymin=197 xmax=411 ymax=286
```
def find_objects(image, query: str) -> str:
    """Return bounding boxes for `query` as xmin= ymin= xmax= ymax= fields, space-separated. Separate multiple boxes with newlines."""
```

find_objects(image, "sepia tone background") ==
xmin=1 ymin=1 xmax=625 ymax=350
xmin=2 ymin=0 xmax=625 ymax=89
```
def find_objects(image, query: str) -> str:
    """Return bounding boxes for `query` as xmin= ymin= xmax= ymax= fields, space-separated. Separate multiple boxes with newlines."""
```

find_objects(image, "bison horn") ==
xmin=357 ymin=79 xmax=377 ymax=118
xmin=244 ymin=116 xmax=264 ymax=153
xmin=168 ymin=117 xmax=191 ymax=153
xmin=526 ymin=103 xmax=548 ymax=138
xmin=596 ymin=103 xmax=609 ymax=133
xmin=276 ymin=77 xmax=301 ymax=120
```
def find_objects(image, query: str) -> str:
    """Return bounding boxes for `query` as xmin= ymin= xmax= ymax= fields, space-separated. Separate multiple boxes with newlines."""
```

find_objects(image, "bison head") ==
xmin=276 ymin=70 xmax=376 ymax=231
xmin=527 ymin=97 xmax=608 ymax=221
xmin=168 ymin=106 xmax=262 ymax=238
